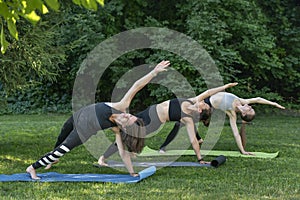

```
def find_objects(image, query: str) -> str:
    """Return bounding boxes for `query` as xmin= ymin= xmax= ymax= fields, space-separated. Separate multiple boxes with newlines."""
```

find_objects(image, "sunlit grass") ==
xmin=0 ymin=113 xmax=299 ymax=200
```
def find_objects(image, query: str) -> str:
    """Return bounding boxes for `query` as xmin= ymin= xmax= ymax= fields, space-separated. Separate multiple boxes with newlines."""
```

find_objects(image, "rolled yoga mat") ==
xmin=139 ymin=146 xmax=279 ymax=159
xmin=0 ymin=166 xmax=156 ymax=183
xmin=211 ymin=155 xmax=226 ymax=168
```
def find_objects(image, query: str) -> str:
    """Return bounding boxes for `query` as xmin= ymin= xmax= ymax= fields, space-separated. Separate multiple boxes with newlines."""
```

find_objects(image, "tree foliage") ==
xmin=0 ymin=0 xmax=299 ymax=114
xmin=0 ymin=0 xmax=104 ymax=54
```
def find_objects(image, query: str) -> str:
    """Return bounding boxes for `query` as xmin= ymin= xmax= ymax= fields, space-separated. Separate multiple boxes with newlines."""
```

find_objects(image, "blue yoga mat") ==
xmin=0 ymin=166 xmax=156 ymax=183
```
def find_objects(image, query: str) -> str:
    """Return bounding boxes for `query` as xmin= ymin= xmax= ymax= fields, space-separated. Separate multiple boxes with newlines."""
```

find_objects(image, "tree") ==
xmin=1 ymin=0 xmax=299 ymax=114
xmin=0 ymin=0 xmax=104 ymax=54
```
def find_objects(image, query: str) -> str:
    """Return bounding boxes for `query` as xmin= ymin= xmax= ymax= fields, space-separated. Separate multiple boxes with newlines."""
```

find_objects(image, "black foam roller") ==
xmin=211 ymin=155 xmax=226 ymax=168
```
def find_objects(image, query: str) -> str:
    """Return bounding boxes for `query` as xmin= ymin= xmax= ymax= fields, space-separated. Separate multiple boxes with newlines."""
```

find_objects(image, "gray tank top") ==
xmin=211 ymin=92 xmax=239 ymax=111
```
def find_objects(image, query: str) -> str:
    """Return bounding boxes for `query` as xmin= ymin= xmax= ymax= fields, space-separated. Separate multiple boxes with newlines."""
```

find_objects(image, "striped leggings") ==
xmin=31 ymin=116 xmax=86 ymax=169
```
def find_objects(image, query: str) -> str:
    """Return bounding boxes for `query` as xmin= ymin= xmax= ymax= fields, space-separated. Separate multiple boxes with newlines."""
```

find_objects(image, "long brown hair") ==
xmin=191 ymin=107 xmax=212 ymax=127
xmin=120 ymin=118 xmax=145 ymax=153
xmin=241 ymin=112 xmax=255 ymax=122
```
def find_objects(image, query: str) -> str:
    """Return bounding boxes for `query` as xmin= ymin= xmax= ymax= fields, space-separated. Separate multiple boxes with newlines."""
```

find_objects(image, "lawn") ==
xmin=0 ymin=113 xmax=299 ymax=200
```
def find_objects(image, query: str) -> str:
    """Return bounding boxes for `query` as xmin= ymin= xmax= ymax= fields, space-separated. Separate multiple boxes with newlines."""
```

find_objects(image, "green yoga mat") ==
xmin=138 ymin=146 xmax=279 ymax=159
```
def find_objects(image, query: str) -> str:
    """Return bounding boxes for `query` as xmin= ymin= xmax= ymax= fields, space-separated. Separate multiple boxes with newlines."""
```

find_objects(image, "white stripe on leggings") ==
xmin=54 ymin=151 xmax=63 ymax=157
xmin=60 ymin=145 xmax=70 ymax=152
xmin=38 ymin=160 xmax=46 ymax=166
xmin=49 ymin=155 xmax=59 ymax=161
xmin=43 ymin=157 xmax=52 ymax=164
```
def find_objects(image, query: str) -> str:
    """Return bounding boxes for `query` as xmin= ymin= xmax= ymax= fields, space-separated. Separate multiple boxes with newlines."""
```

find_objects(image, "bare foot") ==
xmin=159 ymin=149 xmax=166 ymax=154
xmin=98 ymin=156 xmax=108 ymax=166
xmin=45 ymin=160 xmax=59 ymax=170
xmin=26 ymin=165 xmax=40 ymax=180
xmin=130 ymin=152 xmax=137 ymax=158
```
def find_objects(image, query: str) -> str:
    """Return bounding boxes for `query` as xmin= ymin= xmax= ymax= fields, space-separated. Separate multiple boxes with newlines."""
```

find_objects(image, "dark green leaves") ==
xmin=0 ymin=0 xmax=104 ymax=53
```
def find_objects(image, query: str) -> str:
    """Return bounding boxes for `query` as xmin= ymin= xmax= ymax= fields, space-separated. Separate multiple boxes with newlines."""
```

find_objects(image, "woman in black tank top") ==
xmin=161 ymin=92 xmax=285 ymax=156
xmin=159 ymin=104 xmax=211 ymax=152
xmin=26 ymin=61 xmax=170 ymax=180
xmin=100 ymin=83 xmax=238 ymax=165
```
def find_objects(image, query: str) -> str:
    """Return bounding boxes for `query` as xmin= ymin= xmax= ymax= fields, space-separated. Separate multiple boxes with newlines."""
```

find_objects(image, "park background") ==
xmin=0 ymin=0 xmax=299 ymax=199
xmin=0 ymin=0 xmax=299 ymax=113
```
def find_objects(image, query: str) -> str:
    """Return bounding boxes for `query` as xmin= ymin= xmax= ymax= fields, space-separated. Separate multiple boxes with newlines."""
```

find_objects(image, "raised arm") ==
xmin=189 ymin=83 xmax=238 ymax=104
xmin=241 ymin=97 xmax=285 ymax=109
xmin=116 ymin=60 xmax=170 ymax=110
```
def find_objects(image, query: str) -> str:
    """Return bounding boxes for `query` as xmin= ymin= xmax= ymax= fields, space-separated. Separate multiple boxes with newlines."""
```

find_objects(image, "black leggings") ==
xmin=102 ymin=121 xmax=202 ymax=159
xmin=32 ymin=116 xmax=89 ymax=169
xmin=159 ymin=122 xmax=201 ymax=150
xmin=54 ymin=116 xmax=74 ymax=148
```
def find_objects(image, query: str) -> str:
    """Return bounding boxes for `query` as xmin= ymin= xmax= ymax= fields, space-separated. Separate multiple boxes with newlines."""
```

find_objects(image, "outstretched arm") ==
xmin=241 ymin=97 xmax=285 ymax=109
xmin=116 ymin=60 xmax=170 ymax=110
xmin=189 ymin=83 xmax=238 ymax=103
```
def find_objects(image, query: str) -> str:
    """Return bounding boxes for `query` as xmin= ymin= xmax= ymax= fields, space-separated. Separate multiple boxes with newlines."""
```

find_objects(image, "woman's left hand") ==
xmin=199 ymin=160 xmax=211 ymax=165
xmin=274 ymin=103 xmax=285 ymax=109
xmin=153 ymin=60 xmax=170 ymax=75
xmin=226 ymin=82 xmax=238 ymax=88
xmin=130 ymin=173 xmax=139 ymax=177
xmin=242 ymin=151 xmax=255 ymax=156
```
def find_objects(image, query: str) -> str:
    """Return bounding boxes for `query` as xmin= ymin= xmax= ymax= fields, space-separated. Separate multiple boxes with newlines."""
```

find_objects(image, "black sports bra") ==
xmin=204 ymin=97 xmax=212 ymax=107
xmin=168 ymin=98 xmax=193 ymax=121
xmin=95 ymin=103 xmax=122 ymax=129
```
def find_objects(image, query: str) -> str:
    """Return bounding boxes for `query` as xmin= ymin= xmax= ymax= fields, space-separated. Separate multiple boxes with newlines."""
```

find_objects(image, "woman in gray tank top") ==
xmin=26 ymin=61 xmax=170 ymax=180
xmin=209 ymin=92 xmax=285 ymax=155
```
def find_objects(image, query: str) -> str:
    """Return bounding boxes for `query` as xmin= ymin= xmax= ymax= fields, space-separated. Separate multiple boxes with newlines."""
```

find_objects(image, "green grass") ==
xmin=0 ymin=113 xmax=299 ymax=200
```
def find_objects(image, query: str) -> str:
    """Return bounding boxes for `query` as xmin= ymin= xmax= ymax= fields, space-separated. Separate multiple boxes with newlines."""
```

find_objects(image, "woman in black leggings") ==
xmin=26 ymin=60 xmax=170 ymax=180
xmin=159 ymin=92 xmax=285 ymax=155
xmin=159 ymin=108 xmax=211 ymax=153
